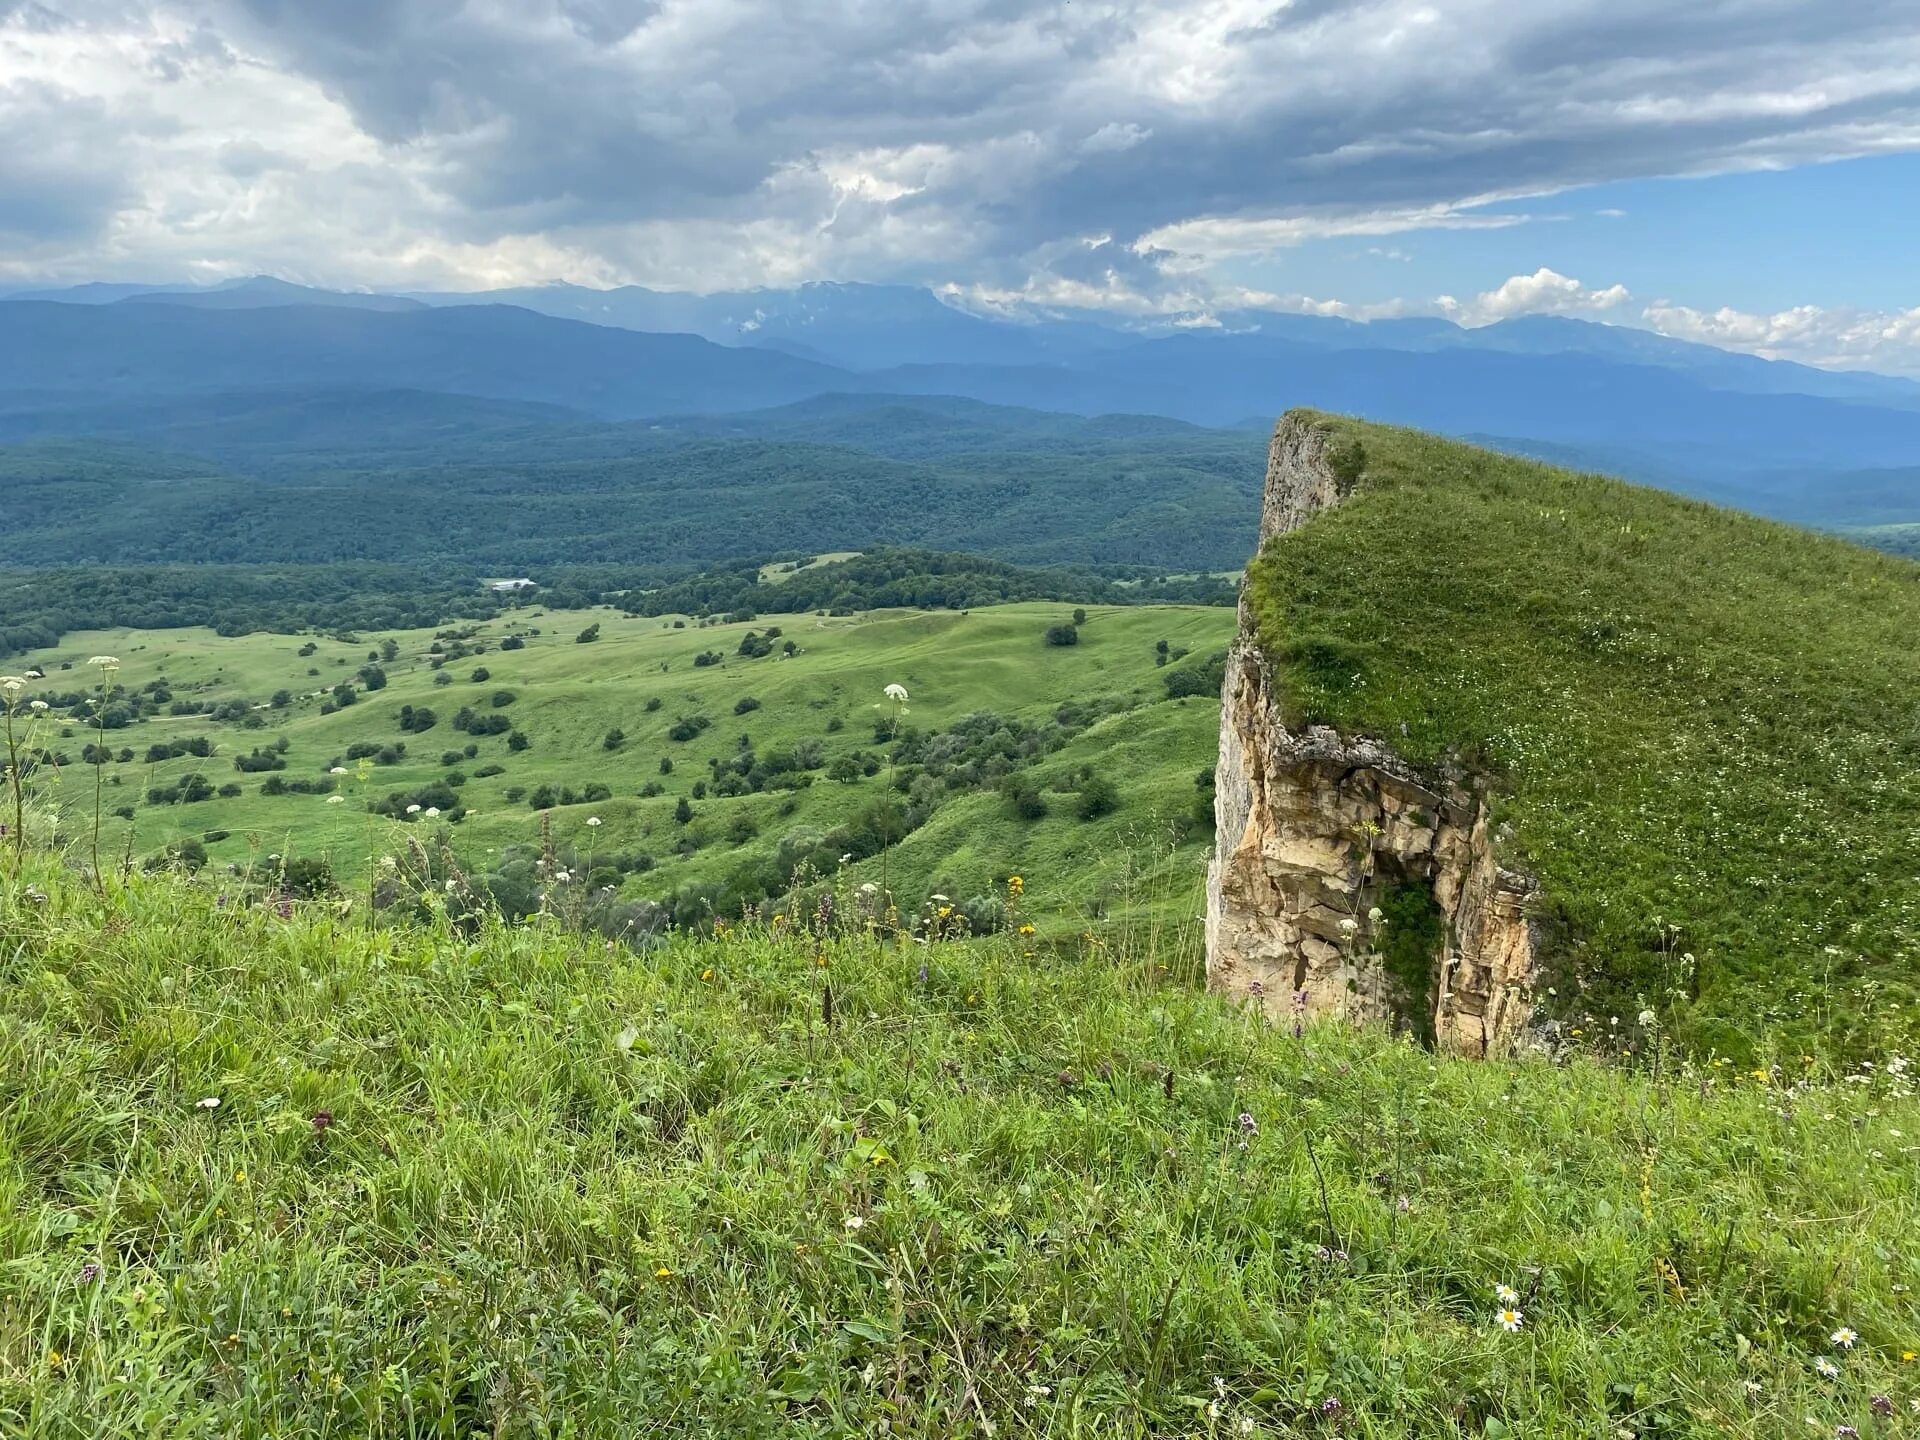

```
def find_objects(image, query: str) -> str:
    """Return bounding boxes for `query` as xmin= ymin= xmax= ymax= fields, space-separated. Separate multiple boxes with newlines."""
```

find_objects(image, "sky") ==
xmin=4 ymin=0 xmax=1920 ymax=373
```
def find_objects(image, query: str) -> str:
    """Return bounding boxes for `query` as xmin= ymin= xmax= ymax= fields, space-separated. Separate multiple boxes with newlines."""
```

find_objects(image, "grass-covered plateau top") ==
xmin=1245 ymin=413 xmax=1920 ymax=1059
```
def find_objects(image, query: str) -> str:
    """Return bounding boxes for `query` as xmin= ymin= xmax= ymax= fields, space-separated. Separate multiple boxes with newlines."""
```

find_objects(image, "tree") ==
xmin=1043 ymin=624 xmax=1079 ymax=647
xmin=508 ymin=730 xmax=530 ymax=752
xmin=603 ymin=727 xmax=625 ymax=751
xmin=380 ymin=638 xmax=400 ymax=662
xmin=576 ymin=623 xmax=601 ymax=644
xmin=673 ymin=797 xmax=694 ymax=825
xmin=1072 ymin=608 xmax=1087 ymax=626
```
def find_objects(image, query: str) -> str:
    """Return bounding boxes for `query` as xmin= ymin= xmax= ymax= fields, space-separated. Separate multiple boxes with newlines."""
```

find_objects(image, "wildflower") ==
xmin=77 ymin=1261 xmax=100 ymax=1285
xmin=1018 ymin=922 xmax=1036 ymax=937
xmin=311 ymin=1110 xmax=334 ymax=1133
xmin=47 ymin=1350 xmax=62 ymax=1369
xmin=586 ymin=816 xmax=602 ymax=827
xmin=326 ymin=794 xmax=345 ymax=804
xmin=424 ymin=807 xmax=440 ymax=817
xmin=1638 ymin=1009 xmax=1658 ymax=1027
xmin=1338 ymin=916 xmax=1359 ymax=936
xmin=1496 ymin=1308 xmax=1524 ymax=1333
xmin=1831 ymin=1327 xmax=1859 ymax=1350
xmin=700 ymin=967 xmax=714 ymax=981
xmin=1814 ymin=1357 xmax=1840 ymax=1380
xmin=654 ymin=1265 xmax=673 ymax=1279
xmin=1870 ymin=1395 xmax=1894 ymax=1417
xmin=1495 ymin=1283 xmax=1521 ymax=1305
xmin=1239 ymin=1421 xmax=1256 ymax=1436
xmin=1023 ymin=1384 xmax=1051 ymax=1406
xmin=843 ymin=1215 xmax=866 ymax=1231
xmin=195 ymin=1096 xmax=221 ymax=1110
xmin=1367 ymin=906 xmax=1384 ymax=924
xmin=330 ymin=766 xmax=348 ymax=776
xmin=380 ymin=856 xmax=397 ymax=869
xmin=28 ymin=699 xmax=46 ymax=712
xmin=1744 ymin=1380 xmax=1763 ymax=1396
xmin=1837 ymin=1427 xmax=1859 ymax=1438
xmin=1903 ymin=1350 xmax=1917 ymax=1363
xmin=406 ymin=804 xmax=421 ymax=814
xmin=1319 ymin=1397 xmax=1343 ymax=1417
xmin=883 ymin=683 xmax=909 ymax=704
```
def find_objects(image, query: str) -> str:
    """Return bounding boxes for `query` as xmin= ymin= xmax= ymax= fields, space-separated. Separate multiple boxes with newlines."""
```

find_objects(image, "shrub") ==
xmin=1043 ymin=624 xmax=1079 ymax=647
xmin=733 ymin=696 xmax=761 ymax=716
xmin=1076 ymin=773 xmax=1119 ymax=820
xmin=576 ymin=623 xmax=601 ymax=644
xmin=508 ymin=731 xmax=531 ymax=752
xmin=471 ymin=667 xmax=491 ymax=683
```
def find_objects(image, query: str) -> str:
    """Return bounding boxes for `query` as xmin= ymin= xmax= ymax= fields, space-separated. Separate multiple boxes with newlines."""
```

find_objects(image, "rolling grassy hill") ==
xmin=1244 ymin=414 xmax=1920 ymax=1059
xmin=11 ymin=599 xmax=1234 ymax=929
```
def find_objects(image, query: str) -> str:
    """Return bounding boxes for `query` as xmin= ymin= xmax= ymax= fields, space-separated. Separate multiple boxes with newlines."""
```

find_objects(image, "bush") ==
xmin=1076 ymin=773 xmax=1119 ymax=820
xmin=491 ymin=690 xmax=516 ymax=708
xmin=603 ymin=728 xmax=625 ymax=751
xmin=1001 ymin=775 xmax=1049 ymax=820
xmin=733 ymin=696 xmax=761 ymax=716
xmin=508 ymin=731 xmax=531 ymax=752
xmin=576 ymin=623 xmax=601 ymax=644
xmin=1043 ymin=624 xmax=1079 ymax=647
xmin=471 ymin=667 xmax=491 ymax=683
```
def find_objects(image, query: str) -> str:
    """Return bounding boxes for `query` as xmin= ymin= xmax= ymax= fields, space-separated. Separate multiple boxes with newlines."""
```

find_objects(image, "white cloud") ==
xmin=1443 ymin=267 xmax=1634 ymax=325
xmin=1643 ymin=299 xmax=1920 ymax=374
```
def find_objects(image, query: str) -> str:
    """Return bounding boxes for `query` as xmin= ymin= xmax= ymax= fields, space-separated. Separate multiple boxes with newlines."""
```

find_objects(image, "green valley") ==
xmin=10 ymin=597 xmax=1234 ymax=932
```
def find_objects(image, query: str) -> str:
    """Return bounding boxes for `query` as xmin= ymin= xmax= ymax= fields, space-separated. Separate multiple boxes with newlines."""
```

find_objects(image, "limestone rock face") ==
xmin=1206 ymin=413 xmax=1538 ymax=1056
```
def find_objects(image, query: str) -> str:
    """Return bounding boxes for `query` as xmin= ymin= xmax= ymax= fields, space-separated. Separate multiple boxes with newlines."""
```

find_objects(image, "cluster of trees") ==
xmin=628 ymin=549 xmax=1233 ymax=622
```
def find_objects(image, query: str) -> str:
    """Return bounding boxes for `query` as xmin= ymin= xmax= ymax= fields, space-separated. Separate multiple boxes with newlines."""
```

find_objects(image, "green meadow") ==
xmin=14 ymin=599 xmax=1234 ymax=927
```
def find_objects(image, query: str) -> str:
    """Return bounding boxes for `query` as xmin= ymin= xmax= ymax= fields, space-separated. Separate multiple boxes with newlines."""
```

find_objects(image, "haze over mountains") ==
xmin=4 ymin=274 xmax=1919 ymax=553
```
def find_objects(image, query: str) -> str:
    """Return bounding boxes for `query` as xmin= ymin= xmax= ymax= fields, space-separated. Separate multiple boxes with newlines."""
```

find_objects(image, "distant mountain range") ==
xmin=2 ymin=274 xmax=1918 ymax=548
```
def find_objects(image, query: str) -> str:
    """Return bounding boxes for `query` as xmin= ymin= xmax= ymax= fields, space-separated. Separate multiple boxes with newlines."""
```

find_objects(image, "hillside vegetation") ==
xmin=2 ymin=860 xmax=1915 ymax=1436
xmin=6 ymin=599 xmax=1233 ymax=928
xmin=1245 ymin=414 xmax=1920 ymax=1060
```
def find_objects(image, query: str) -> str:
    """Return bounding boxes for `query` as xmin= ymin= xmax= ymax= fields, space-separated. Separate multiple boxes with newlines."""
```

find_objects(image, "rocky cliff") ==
xmin=1206 ymin=412 xmax=1538 ymax=1056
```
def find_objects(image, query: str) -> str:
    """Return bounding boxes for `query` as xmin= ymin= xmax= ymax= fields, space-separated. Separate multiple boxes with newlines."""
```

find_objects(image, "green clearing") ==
xmin=2 ymin=861 xmax=1915 ymax=1436
xmin=1245 ymin=413 xmax=1920 ymax=1061
xmin=10 ymin=601 xmax=1233 ymax=928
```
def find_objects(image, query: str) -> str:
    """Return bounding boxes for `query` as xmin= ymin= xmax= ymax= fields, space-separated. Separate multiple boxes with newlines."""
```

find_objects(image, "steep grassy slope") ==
xmin=1244 ymin=415 xmax=1920 ymax=1059
xmin=2 ymin=863 xmax=1915 ymax=1436
xmin=12 ymin=601 xmax=1233 ymax=925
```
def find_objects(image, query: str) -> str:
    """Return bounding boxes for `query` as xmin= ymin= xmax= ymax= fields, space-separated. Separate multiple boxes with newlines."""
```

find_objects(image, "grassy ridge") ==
xmin=14 ymin=601 xmax=1233 ymax=924
xmin=2 ymin=862 xmax=1916 ymax=1436
xmin=1245 ymin=414 xmax=1920 ymax=1060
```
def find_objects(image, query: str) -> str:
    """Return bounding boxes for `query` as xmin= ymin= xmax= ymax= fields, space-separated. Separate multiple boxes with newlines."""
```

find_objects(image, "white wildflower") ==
xmin=843 ymin=1215 xmax=866 ymax=1231
xmin=424 ymin=807 xmax=440 ymax=817
xmin=1831 ymin=1328 xmax=1858 ymax=1351
xmin=1496 ymin=1308 xmax=1523 ymax=1333
xmin=326 ymin=795 xmax=345 ymax=805
xmin=1638 ymin=1009 xmax=1657 ymax=1027
xmin=195 ymin=1096 xmax=221 ymax=1110
xmin=1814 ymin=1357 xmax=1840 ymax=1380
xmin=586 ymin=816 xmax=603 ymax=828
xmin=406 ymin=804 xmax=421 ymax=814
xmin=883 ymin=683 xmax=909 ymax=704
xmin=1495 ymin=1283 xmax=1521 ymax=1305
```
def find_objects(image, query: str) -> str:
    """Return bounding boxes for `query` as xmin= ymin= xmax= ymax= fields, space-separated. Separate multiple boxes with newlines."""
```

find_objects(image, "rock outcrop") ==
xmin=1206 ymin=413 xmax=1538 ymax=1056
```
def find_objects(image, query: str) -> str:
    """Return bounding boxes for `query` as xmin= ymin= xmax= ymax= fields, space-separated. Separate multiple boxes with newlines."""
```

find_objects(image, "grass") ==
xmin=2 ymin=858 xmax=1916 ymax=1437
xmin=1244 ymin=413 xmax=1920 ymax=1061
xmin=10 ymin=601 xmax=1232 ymax=926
